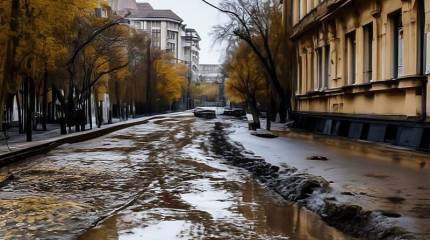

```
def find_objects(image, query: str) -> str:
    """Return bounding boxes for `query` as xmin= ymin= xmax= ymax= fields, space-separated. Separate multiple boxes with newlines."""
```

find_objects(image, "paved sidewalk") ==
xmin=0 ymin=113 xmax=190 ymax=166
xmin=0 ymin=118 xmax=129 ymax=155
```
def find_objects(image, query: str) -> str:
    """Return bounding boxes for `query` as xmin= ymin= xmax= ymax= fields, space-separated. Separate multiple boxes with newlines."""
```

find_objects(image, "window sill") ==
xmin=296 ymin=75 xmax=426 ymax=99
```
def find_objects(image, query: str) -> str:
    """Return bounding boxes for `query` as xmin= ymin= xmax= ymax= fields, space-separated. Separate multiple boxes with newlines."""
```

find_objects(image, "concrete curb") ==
xmin=0 ymin=115 xmax=165 ymax=167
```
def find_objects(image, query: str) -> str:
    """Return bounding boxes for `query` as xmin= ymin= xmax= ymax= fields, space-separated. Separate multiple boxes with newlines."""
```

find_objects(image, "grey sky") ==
xmin=137 ymin=0 xmax=227 ymax=64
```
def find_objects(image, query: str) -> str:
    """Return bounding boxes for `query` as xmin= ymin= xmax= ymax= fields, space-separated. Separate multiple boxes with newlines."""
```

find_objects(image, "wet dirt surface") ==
xmin=0 ymin=115 xmax=353 ymax=239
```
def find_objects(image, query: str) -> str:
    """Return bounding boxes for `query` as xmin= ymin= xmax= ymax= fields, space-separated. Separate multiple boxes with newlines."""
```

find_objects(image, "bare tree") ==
xmin=201 ymin=0 xmax=291 ymax=122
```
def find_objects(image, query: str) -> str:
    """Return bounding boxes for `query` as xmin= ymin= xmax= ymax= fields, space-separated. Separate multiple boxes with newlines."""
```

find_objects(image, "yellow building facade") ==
xmin=286 ymin=0 xmax=430 ymax=149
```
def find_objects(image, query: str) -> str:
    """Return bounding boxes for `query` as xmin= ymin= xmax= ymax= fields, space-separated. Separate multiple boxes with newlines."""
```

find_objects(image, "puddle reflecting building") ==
xmin=285 ymin=0 xmax=430 ymax=150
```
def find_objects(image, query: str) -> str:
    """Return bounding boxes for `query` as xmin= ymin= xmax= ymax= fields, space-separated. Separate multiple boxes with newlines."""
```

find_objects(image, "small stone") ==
xmin=386 ymin=196 xmax=406 ymax=204
xmin=376 ymin=210 xmax=402 ymax=218
xmin=307 ymin=156 xmax=329 ymax=161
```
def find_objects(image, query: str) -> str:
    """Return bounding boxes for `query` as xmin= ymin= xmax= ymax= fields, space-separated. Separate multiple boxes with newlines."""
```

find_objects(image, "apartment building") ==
xmin=286 ymin=0 xmax=430 ymax=150
xmin=119 ymin=2 xmax=185 ymax=61
xmin=183 ymin=28 xmax=201 ymax=82
xmin=113 ymin=1 xmax=201 ymax=68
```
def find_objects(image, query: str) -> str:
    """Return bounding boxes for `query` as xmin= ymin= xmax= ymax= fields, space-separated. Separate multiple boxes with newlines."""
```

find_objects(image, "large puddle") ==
xmin=0 ymin=115 xmax=354 ymax=239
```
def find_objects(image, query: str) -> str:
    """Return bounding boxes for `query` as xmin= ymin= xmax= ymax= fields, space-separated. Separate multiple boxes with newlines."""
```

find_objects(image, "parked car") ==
xmin=223 ymin=108 xmax=246 ymax=118
xmin=193 ymin=108 xmax=217 ymax=119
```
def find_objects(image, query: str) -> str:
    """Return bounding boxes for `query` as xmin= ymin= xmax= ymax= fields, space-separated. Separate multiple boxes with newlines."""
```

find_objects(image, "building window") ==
xmin=417 ymin=0 xmax=426 ymax=75
xmin=317 ymin=47 xmax=323 ymax=89
xmin=317 ymin=45 xmax=330 ymax=90
xmin=363 ymin=23 xmax=373 ymax=82
xmin=133 ymin=21 xmax=143 ymax=30
xmin=324 ymin=45 xmax=330 ymax=88
xmin=346 ymin=31 xmax=357 ymax=84
xmin=298 ymin=58 xmax=302 ymax=93
xmin=392 ymin=12 xmax=404 ymax=78
xmin=167 ymin=42 xmax=176 ymax=53
xmin=299 ymin=0 xmax=304 ymax=19
xmin=151 ymin=29 xmax=161 ymax=49
xmin=167 ymin=30 xmax=177 ymax=40
xmin=426 ymin=34 xmax=430 ymax=74
xmin=167 ymin=22 xmax=178 ymax=30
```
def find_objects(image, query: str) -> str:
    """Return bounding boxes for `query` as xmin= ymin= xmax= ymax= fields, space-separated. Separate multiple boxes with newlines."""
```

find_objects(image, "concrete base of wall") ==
xmin=293 ymin=111 xmax=430 ymax=151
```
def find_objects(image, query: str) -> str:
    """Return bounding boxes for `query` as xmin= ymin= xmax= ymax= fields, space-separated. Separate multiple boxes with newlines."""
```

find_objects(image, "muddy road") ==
xmin=0 ymin=115 xmax=353 ymax=240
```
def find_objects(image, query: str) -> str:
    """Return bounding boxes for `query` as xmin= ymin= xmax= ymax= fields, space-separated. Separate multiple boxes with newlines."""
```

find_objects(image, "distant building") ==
xmin=192 ymin=64 xmax=226 ymax=107
xmin=199 ymin=64 xmax=224 ymax=84
xmin=184 ymin=29 xmax=201 ymax=83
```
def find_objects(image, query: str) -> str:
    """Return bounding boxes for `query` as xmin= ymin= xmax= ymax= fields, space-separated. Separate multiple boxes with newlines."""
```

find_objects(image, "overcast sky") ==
xmin=137 ymin=0 xmax=227 ymax=64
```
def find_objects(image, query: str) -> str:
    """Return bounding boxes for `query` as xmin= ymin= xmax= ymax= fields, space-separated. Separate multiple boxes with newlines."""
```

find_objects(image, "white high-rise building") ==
xmin=113 ymin=1 xmax=201 ymax=68
xmin=183 ymin=28 xmax=201 ymax=82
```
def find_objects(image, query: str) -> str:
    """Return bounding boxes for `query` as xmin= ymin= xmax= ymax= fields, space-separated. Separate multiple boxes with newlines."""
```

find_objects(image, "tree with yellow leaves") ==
xmin=153 ymin=53 xmax=187 ymax=111
xmin=191 ymin=83 xmax=220 ymax=106
xmin=0 ymin=1 xmax=188 ymax=141
xmin=0 ymin=0 xmax=130 ymax=139
xmin=225 ymin=42 xmax=269 ymax=128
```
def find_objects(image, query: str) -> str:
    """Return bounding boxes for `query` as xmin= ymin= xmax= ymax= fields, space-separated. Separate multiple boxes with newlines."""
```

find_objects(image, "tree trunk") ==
xmin=24 ymin=76 xmax=32 ymax=142
xmin=267 ymin=72 xmax=288 ymax=123
xmin=146 ymin=43 xmax=152 ymax=113
xmin=266 ymin=92 xmax=273 ymax=131
xmin=42 ymin=65 xmax=48 ymax=131
xmin=30 ymin=78 xmax=36 ymax=131
xmin=248 ymin=97 xmax=260 ymax=130
xmin=88 ymin=88 xmax=93 ymax=130
xmin=16 ymin=92 xmax=23 ymax=134
xmin=98 ymin=101 xmax=103 ymax=128
xmin=67 ymin=67 xmax=75 ymax=134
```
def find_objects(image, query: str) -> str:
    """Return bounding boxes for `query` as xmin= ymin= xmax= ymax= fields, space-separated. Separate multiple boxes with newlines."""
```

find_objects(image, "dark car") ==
xmin=223 ymin=108 xmax=246 ymax=118
xmin=193 ymin=108 xmax=217 ymax=119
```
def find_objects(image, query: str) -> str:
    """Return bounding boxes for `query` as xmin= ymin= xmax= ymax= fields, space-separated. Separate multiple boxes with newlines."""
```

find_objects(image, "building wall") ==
xmin=291 ymin=0 xmax=428 ymax=120
xmin=183 ymin=29 xmax=201 ymax=82
xmin=425 ymin=0 xmax=430 ymax=117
